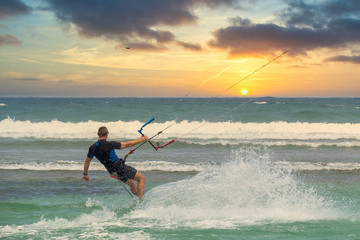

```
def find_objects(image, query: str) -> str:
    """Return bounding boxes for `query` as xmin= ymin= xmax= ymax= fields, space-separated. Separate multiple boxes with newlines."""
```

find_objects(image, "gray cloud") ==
xmin=0 ymin=0 xmax=31 ymax=47
xmin=0 ymin=34 xmax=22 ymax=46
xmin=45 ymin=0 xmax=237 ymax=49
xmin=279 ymin=0 xmax=360 ymax=29
xmin=177 ymin=41 xmax=203 ymax=51
xmin=0 ymin=0 xmax=31 ymax=19
xmin=209 ymin=0 xmax=360 ymax=58
xmin=325 ymin=55 xmax=360 ymax=64
xmin=209 ymin=17 xmax=360 ymax=56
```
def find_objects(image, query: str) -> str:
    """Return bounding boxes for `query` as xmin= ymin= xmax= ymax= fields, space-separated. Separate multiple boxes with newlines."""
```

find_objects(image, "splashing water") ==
xmin=126 ymin=147 xmax=342 ymax=229
xmin=0 ymin=147 xmax=350 ymax=239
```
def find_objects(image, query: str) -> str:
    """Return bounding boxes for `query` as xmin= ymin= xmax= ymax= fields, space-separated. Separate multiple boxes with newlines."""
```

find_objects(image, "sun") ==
xmin=241 ymin=89 xmax=248 ymax=95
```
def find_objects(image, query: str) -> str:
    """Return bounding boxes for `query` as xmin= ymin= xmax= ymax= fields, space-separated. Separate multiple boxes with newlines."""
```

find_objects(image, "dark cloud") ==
xmin=177 ymin=41 xmax=202 ymax=51
xmin=209 ymin=17 xmax=356 ymax=56
xmin=0 ymin=34 xmax=22 ymax=46
xmin=46 ymin=0 xmax=236 ymax=48
xmin=209 ymin=0 xmax=360 ymax=58
xmin=0 ymin=0 xmax=31 ymax=47
xmin=325 ymin=55 xmax=360 ymax=64
xmin=279 ymin=0 xmax=360 ymax=29
xmin=0 ymin=0 xmax=31 ymax=19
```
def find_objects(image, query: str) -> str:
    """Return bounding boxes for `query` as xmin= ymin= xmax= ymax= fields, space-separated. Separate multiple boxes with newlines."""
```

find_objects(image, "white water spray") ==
xmin=126 ymin=147 xmax=342 ymax=228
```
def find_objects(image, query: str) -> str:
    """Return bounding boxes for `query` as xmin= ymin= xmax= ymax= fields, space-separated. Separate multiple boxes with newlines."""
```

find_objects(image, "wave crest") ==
xmin=1 ymin=118 xmax=360 ymax=147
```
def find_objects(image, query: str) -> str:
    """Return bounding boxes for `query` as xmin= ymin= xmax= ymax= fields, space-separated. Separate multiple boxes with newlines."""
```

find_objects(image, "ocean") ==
xmin=0 ymin=97 xmax=360 ymax=239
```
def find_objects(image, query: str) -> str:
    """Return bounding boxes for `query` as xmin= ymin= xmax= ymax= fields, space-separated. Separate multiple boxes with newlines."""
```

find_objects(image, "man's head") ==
xmin=98 ymin=126 xmax=109 ymax=138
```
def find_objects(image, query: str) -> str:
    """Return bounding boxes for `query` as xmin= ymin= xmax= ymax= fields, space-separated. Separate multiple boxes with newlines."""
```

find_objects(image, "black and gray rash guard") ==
xmin=87 ymin=139 xmax=121 ymax=174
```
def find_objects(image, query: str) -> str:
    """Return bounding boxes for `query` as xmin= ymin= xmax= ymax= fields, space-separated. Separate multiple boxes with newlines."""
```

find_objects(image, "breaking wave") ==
xmin=1 ymin=118 xmax=360 ymax=147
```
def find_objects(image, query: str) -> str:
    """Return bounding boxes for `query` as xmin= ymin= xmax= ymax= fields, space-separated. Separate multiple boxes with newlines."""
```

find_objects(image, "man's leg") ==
xmin=126 ymin=179 xmax=138 ymax=196
xmin=127 ymin=172 xmax=145 ymax=200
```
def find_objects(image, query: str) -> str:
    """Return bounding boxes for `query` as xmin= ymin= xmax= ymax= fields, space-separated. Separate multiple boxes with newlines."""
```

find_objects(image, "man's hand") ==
xmin=83 ymin=175 xmax=89 ymax=182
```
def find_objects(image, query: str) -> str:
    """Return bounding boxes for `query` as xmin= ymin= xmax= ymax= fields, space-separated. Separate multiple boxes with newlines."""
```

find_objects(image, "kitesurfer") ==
xmin=83 ymin=126 xmax=148 ymax=200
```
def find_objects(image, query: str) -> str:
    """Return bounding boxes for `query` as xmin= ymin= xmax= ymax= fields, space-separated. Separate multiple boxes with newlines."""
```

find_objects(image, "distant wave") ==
xmin=0 ymin=103 xmax=6 ymax=107
xmin=0 ymin=160 xmax=202 ymax=172
xmin=1 ymin=160 xmax=360 ymax=172
xmin=253 ymin=101 xmax=267 ymax=104
xmin=1 ymin=118 xmax=360 ymax=147
xmin=275 ymin=161 xmax=360 ymax=171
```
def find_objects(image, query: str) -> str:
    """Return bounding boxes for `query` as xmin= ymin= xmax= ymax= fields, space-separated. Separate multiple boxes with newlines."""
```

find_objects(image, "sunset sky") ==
xmin=0 ymin=0 xmax=359 ymax=97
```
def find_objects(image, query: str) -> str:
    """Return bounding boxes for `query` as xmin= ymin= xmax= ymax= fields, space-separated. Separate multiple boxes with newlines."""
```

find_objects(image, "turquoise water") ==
xmin=1 ymin=97 xmax=360 ymax=239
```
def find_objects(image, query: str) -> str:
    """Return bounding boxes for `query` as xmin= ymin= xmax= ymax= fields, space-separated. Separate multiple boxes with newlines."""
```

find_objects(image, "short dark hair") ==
xmin=98 ymin=126 xmax=109 ymax=137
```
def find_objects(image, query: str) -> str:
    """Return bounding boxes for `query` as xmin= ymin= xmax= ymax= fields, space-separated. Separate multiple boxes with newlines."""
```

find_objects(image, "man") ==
xmin=83 ymin=126 xmax=148 ymax=200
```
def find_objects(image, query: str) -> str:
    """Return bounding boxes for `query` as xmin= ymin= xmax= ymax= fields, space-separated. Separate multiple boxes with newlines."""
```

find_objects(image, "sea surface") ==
xmin=1 ymin=97 xmax=360 ymax=239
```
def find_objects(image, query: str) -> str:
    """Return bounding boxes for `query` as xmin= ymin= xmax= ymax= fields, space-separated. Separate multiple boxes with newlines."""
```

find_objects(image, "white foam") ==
xmin=0 ymin=160 xmax=204 ymax=172
xmin=2 ymin=158 xmax=360 ymax=172
xmin=0 ymin=161 xmax=104 ymax=171
xmin=276 ymin=161 xmax=360 ymax=171
xmin=124 ymin=147 xmax=344 ymax=228
xmin=0 ymin=117 xmax=134 ymax=139
xmin=254 ymin=101 xmax=267 ymax=104
xmin=0 ymin=199 xmax=144 ymax=240
xmin=134 ymin=161 xmax=202 ymax=172
xmin=0 ymin=103 xmax=6 ymax=107
xmin=1 ymin=118 xmax=360 ymax=147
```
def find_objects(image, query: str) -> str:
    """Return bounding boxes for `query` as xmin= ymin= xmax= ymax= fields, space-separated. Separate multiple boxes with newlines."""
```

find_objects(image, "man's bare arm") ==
xmin=120 ymin=136 xmax=148 ymax=149
xmin=83 ymin=156 xmax=92 ymax=181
